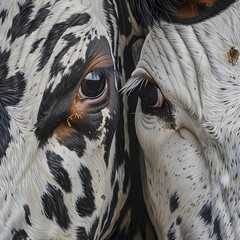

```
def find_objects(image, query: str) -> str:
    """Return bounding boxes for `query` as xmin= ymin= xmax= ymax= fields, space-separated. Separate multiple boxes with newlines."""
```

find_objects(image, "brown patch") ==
xmin=175 ymin=0 xmax=216 ymax=18
xmin=54 ymin=123 xmax=77 ymax=139
xmin=101 ymin=194 xmax=106 ymax=200
xmin=228 ymin=47 xmax=239 ymax=66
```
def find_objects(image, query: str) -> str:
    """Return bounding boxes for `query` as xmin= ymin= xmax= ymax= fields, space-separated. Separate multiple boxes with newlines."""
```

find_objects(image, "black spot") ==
xmin=35 ymin=58 xmax=84 ymax=142
xmin=167 ymin=223 xmax=176 ymax=240
xmin=213 ymin=216 xmax=223 ymax=240
xmin=23 ymin=204 xmax=31 ymax=226
xmin=12 ymin=229 xmax=29 ymax=240
xmin=76 ymin=165 xmax=95 ymax=217
xmin=198 ymin=202 xmax=212 ymax=225
xmin=35 ymin=37 xmax=111 ymax=143
xmin=7 ymin=0 xmax=34 ymax=43
xmin=0 ymin=103 xmax=11 ymax=161
xmin=27 ymin=2 xmax=51 ymax=36
xmin=102 ymin=117 xmax=114 ymax=166
xmin=99 ymin=182 xmax=119 ymax=239
xmin=46 ymin=150 xmax=72 ymax=193
xmin=38 ymin=12 xmax=90 ymax=71
xmin=170 ymin=192 xmax=180 ymax=213
xmin=50 ymin=33 xmax=80 ymax=78
xmin=58 ymin=132 xmax=86 ymax=158
xmin=0 ymin=48 xmax=26 ymax=160
xmin=41 ymin=183 xmax=71 ymax=230
xmin=30 ymin=37 xmax=44 ymax=53
xmin=0 ymin=9 xmax=7 ymax=24
xmin=76 ymin=227 xmax=88 ymax=240
xmin=0 ymin=71 xmax=26 ymax=107
xmin=176 ymin=216 xmax=182 ymax=225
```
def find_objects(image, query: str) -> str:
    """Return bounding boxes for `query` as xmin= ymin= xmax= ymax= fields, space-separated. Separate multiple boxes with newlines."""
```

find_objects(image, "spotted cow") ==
xmin=127 ymin=0 xmax=240 ymax=239
xmin=0 ymin=0 xmax=156 ymax=239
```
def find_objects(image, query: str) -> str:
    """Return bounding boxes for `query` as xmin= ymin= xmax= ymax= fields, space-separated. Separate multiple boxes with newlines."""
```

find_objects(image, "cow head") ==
xmin=0 ymin=0 xmax=130 ymax=239
xmin=127 ymin=0 xmax=240 ymax=239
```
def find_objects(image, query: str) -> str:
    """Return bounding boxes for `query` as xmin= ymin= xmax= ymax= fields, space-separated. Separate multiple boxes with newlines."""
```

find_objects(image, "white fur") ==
xmin=128 ymin=1 xmax=240 ymax=239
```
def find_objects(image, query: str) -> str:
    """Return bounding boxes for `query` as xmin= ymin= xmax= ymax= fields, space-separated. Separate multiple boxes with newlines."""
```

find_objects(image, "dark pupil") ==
xmin=81 ymin=73 xmax=105 ymax=98
xmin=139 ymin=82 xmax=159 ymax=107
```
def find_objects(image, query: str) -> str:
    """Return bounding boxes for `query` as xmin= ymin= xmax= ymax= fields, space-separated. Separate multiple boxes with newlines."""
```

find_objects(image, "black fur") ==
xmin=58 ymin=132 xmax=86 ymax=158
xmin=76 ymin=165 xmax=96 ymax=217
xmin=37 ymin=12 xmax=91 ymax=71
xmin=0 ymin=48 xmax=26 ymax=160
xmin=213 ymin=216 xmax=223 ymax=240
xmin=129 ymin=0 xmax=236 ymax=26
xmin=23 ymin=205 xmax=32 ymax=226
xmin=12 ymin=229 xmax=29 ymax=240
xmin=46 ymin=150 xmax=72 ymax=193
xmin=0 ymin=9 xmax=7 ymax=24
xmin=198 ymin=202 xmax=213 ymax=225
xmin=41 ymin=183 xmax=71 ymax=230
xmin=170 ymin=192 xmax=180 ymax=213
xmin=7 ymin=0 xmax=34 ymax=43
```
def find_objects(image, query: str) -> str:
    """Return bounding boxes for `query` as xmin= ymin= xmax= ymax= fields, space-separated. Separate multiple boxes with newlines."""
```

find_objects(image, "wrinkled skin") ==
xmin=0 ymin=0 xmax=140 ymax=239
xmin=128 ymin=1 xmax=240 ymax=239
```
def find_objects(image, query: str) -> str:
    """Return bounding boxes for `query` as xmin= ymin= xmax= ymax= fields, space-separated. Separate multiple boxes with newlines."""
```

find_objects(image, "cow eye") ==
xmin=78 ymin=70 xmax=107 ymax=99
xmin=139 ymin=81 xmax=163 ymax=108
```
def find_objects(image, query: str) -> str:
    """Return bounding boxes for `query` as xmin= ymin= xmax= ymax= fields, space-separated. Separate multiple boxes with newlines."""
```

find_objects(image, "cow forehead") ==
xmin=136 ymin=0 xmax=240 ymax=125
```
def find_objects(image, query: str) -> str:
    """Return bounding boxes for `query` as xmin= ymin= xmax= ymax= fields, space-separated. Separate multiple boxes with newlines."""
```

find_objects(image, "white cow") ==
xmin=126 ymin=0 xmax=240 ymax=239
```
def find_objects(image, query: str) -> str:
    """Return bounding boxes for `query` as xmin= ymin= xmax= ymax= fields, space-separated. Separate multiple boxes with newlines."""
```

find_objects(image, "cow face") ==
xmin=0 ymin=0 xmax=128 ymax=239
xmin=126 ymin=1 xmax=240 ymax=239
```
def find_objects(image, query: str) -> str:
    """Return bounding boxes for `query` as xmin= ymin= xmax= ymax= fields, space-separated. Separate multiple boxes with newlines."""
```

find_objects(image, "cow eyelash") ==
xmin=123 ymin=75 xmax=164 ymax=109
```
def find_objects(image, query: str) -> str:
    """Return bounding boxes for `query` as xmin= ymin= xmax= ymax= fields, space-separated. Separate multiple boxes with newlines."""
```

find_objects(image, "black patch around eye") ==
xmin=41 ymin=183 xmax=71 ymax=230
xmin=76 ymin=165 xmax=95 ymax=217
xmin=35 ymin=37 xmax=112 ymax=144
xmin=35 ymin=58 xmax=85 ymax=143
xmin=46 ymin=150 xmax=72 ymax=193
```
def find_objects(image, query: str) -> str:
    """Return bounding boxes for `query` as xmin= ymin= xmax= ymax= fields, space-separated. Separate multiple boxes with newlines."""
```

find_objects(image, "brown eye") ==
xmin=139 ymin=81 xmax=163 ymax=108
xmin=78 ymin=70 xmax=107 ymax=99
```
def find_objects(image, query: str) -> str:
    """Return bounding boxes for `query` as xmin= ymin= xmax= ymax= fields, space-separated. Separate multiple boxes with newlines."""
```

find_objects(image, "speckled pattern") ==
xmin=126 ymin=0 xmax=240 ymax=239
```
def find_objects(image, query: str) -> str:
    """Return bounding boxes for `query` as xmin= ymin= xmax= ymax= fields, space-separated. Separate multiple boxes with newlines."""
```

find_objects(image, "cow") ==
xmin=126 ymin=0 xmax=240 ymax=239
xmin=0 ymin=0 xmax=156 ymax=239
